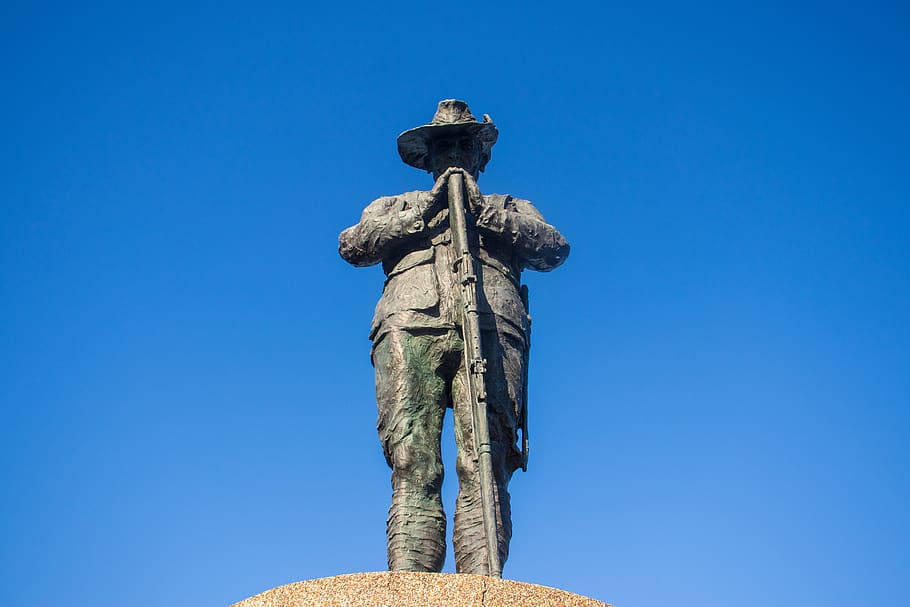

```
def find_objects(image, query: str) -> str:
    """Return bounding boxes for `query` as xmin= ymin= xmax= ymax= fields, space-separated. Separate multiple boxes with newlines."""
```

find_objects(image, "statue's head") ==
xmin=397 ymin=99 xmax=498 ymax=180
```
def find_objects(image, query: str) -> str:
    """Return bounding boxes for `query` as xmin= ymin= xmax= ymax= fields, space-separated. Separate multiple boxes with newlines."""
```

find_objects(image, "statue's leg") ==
xmin=452 ymin=329 xmax=525 ymax=574
xmin=372 ymin=329 xmax=448 ymax=572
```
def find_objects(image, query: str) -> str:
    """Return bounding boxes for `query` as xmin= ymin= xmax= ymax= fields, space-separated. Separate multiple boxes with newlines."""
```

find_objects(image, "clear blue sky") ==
xmin=2 ymin=2 xmax=908 ymax=606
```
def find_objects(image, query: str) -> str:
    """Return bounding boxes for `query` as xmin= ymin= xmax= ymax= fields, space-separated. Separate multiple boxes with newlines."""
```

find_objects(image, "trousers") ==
xmin=371 ymin=327 xmax=525 ymax=574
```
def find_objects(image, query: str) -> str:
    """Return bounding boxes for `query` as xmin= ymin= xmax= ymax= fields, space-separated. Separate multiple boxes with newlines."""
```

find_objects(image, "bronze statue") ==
xmin=339 ymin=100 xmax=569 ymax=576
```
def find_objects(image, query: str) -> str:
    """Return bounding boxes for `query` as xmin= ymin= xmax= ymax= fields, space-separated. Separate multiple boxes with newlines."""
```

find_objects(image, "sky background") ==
xmin=2 ymin=1 xmax=908 ymax=606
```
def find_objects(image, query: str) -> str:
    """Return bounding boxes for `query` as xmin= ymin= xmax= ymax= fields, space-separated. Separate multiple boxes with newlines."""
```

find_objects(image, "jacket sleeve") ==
xmin=338 ymin=193 xmax=432 ymax=267
xmin=474 ymin=196 xmax=570 ymax=271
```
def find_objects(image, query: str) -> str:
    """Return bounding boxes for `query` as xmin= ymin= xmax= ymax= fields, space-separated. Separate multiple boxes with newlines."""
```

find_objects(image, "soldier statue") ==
xmin=339 ymin=100 xmax=569 ymax=576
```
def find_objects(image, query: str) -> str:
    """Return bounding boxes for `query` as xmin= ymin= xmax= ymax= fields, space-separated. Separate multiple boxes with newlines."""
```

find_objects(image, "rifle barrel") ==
xmin=447 ymin=171 xmax=502 ymax=577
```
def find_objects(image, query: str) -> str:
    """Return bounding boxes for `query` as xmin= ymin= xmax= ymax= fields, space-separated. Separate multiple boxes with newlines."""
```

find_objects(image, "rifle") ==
xmin=447 ymin=171 xmax=502 ymax=578
xmin=519 ymin=284 xmax=530 ymax=472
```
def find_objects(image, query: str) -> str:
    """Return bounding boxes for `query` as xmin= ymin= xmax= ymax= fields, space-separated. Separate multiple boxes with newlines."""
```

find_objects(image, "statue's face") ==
xmin=427 ymin=134 xmax=481 ymax=178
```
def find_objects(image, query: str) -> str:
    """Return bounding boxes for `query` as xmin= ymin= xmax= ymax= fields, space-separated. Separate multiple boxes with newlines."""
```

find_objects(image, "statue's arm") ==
xmin=338 ymin=193 xmax=433 ymax=267
xmin=475 ymin=197 xmax=570 ymax=271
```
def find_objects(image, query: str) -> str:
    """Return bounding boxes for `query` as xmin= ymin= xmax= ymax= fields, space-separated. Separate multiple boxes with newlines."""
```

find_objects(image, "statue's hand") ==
xmin=461 ymin=171 xmax=485 ymax=215
xmin=416 ymin=170 xmax=450 ymax=219
xmin=428 ymin=167 xmax=461 ymax=205
xmin=427 ymin=168 xmax=484 ymax=216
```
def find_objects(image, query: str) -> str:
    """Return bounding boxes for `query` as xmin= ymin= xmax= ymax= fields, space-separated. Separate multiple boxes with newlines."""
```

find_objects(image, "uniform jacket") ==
xmin=339 ymin=190 xmax=569 ymax=344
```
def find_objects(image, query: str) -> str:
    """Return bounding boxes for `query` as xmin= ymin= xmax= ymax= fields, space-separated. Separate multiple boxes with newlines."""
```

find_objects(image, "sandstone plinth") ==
xmin=233 ymin=571 xmax=612 ymax=607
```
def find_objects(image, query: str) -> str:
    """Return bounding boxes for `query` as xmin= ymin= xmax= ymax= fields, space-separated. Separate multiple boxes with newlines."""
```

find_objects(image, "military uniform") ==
xmin=339 ymin=100 xmax=569 ymax=574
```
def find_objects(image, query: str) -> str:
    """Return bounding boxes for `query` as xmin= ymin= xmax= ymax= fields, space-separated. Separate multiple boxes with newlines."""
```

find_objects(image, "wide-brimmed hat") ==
xmin=397 ymin=99 xmax=498 ymax=172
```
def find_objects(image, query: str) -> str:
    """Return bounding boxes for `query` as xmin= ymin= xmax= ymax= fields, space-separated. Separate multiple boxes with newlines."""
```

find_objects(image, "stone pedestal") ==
xmin=232 ymin=571 xmax=612 ymax=607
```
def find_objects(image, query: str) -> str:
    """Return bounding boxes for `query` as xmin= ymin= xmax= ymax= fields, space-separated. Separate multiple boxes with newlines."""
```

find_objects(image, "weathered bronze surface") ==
xmin=339 ymin=100 xmax=569 ymax=576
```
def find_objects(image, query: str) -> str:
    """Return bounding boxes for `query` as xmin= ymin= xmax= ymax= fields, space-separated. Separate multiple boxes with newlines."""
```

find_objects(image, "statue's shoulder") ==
xmin=483 ymin=193 xmax=536 ymax=212
xmin=364 ymin=190 xmax=427 ymax=212
xmin=483 ymin=193 xmax=515 ymax=206
xmin=376 ymin=189 xmax=427 ymax=204
xmin=398 ymin=190 xmax=428 ymax=203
